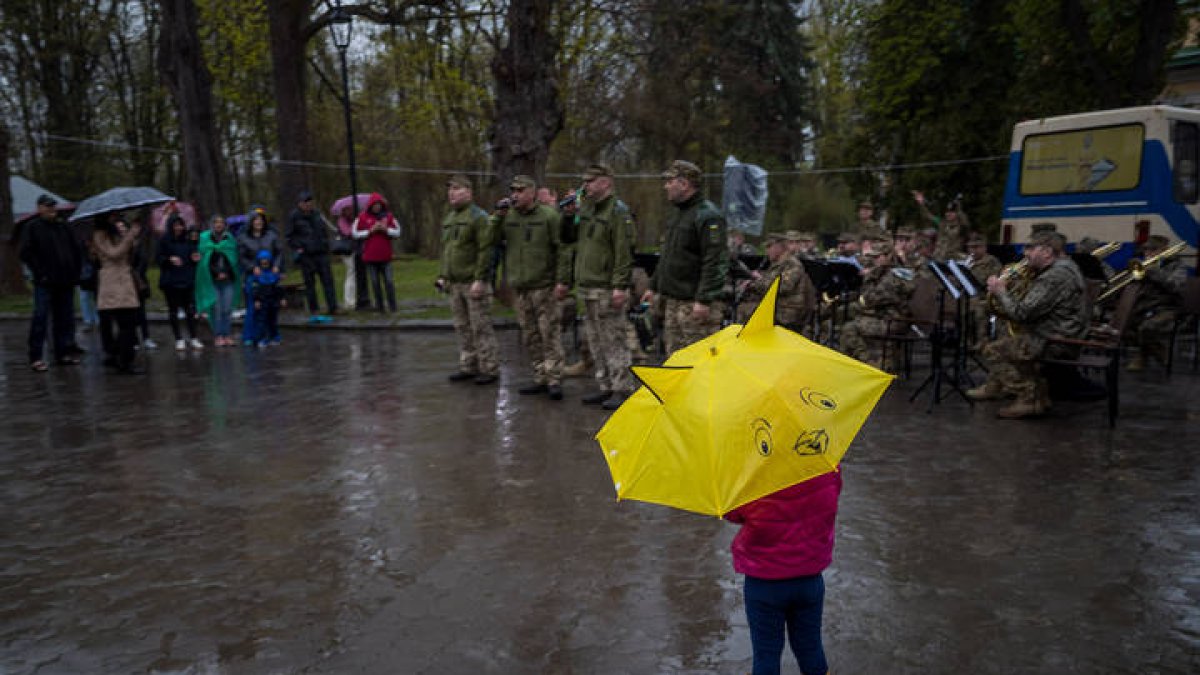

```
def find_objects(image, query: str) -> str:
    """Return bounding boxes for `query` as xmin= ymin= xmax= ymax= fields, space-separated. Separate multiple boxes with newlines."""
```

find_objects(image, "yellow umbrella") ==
xmin=596 ymin=278 xmax=893 ymax=517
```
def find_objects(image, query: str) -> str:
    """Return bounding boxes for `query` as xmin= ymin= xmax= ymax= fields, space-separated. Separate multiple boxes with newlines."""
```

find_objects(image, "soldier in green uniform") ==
xmin=737 ymin=232 xmax=816 ymax=334
xmin=964 ymin=232 xmax=1002 ymax=347
xmin=1125 ymin=235 xmax=1187 ymax=371
xmin=495 ymin=175 xmax=572 ymax=400
xmin=438 ymin=174 xmax=500 ymax=384
xmin=855 ymin=200 xmax=886 ymax=237
xmin=572 ymin=163 xmax=637 ymax=409
xmin=913 ymin=190 xmax=967 ymax=261
xmin=789 ymin=231 xmax=820 ymax=261
xmin=838 ymin=241 xmax=914 ymax=370
xmin=967 ymin=230 xmax=1087 ymax=419
xmin=641 ymin=160 xmax=728 ymax=355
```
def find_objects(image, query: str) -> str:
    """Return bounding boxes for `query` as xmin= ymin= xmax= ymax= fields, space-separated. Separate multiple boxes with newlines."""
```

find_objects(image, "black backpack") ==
xmin=209 ymin=250 xmax=232 ymax=281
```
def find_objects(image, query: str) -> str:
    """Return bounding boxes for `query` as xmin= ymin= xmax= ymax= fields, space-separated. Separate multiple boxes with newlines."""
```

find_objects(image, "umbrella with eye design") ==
xmin=596 ymin=278 xmax=893 ymax=517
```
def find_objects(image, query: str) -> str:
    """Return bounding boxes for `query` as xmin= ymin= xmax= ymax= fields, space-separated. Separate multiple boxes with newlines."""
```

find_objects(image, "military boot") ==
xmin=966 ymin=380 xmax=1006 ymax=401
xmin=996 ymin=397 xmax=1043 ymax=419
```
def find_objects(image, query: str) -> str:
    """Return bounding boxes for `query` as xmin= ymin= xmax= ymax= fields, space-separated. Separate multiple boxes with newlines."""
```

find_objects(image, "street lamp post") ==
xmin=330 ymin=5 xmax=359 ymax=219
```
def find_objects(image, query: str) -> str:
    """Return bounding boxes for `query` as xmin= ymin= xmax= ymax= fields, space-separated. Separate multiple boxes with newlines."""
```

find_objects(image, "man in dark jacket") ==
xmin=286 ymin=189 xmax=338 ymax=319
xmin=19 ymin=195 xmax=83 ymax=370
xmin=641 ymin=160 xmax=729 ymax=354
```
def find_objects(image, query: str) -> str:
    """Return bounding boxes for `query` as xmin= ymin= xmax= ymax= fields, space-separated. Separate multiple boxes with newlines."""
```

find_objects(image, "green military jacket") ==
xmin=860 ymin=265 xmax=914 ymax=319
xmin=1133 ymin=257 xmax=1187 ymax=314
xmin=969 ymin=253 xmax=1003 ymax=285
xmin=495 ymin=203 xmax=570 ymax=291
xmin=440 ymin=203 xmax=495 ymax=283
xmin=994 ymin=257 xmax=1086 ymax=351
xmin=574 ymin=194 xmax=634 ymax=290
xmin=652 ymin=193 xmax=728 ymax=303
xmin=744 ymin=255 xmax=814 ymax=326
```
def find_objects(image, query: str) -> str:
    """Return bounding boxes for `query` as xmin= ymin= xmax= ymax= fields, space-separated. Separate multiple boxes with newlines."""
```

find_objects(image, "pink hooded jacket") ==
xmin=725 ymin=471 xmax=842 ymax=579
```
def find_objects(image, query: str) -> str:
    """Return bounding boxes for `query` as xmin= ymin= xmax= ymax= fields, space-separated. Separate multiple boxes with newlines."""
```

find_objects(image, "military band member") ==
xmin=572 ymin=163 xmax=637 ymax=409
xmin=967 ymin=230 xmax=1087 ymax=419
xmin=1125 ymin=235 xmax=1187 ymax=371
xmin=496 ymin=175 xmax=572 ymax=400
xmin=964 ymin=232 xmax=1003 ymax=346
xmin=856 ymin=200 xmax=886 ymax=237
xmin=642 ymin=160 xmax=729 ymax=354
xmin=838 ymin=241 xmax=914 ymax=370
xmin=439 ymin=174 xmax=500 ymax=384
xmin=789 ymin=231 xmax=820 ymax=261
xmin=737 ymin=232 xmax=816 ymax=332
xmin=914 ymin=190 xmax=967 ymax=261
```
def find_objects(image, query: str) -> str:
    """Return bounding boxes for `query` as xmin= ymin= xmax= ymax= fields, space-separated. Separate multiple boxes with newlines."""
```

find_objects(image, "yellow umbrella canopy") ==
xmin=596 ymin=279 xmax=893 ymax=517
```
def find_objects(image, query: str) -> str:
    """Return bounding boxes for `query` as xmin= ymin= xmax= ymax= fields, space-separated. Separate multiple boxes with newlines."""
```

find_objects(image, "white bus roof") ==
xmin=1011 ymin=105 xmax=1200 ymax=147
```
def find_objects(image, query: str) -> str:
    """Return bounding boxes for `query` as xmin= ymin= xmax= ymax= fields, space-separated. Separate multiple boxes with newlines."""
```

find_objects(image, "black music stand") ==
xmin=910 ymin=261 xmax=973 ymax=410
xmin=946 ymin=260 xmax=989 ymax=382
xmin=802 ymin=259 xmax=862 ymax=345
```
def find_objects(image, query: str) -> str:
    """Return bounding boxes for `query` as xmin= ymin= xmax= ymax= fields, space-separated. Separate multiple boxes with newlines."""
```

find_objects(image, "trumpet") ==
xmin=1096 ymin=241 xmax=1187 ymax=303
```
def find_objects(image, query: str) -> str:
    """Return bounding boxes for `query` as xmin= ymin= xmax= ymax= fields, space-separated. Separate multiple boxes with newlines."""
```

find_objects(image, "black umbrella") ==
xmin=69 ymin=186 xmax=174 ymax=222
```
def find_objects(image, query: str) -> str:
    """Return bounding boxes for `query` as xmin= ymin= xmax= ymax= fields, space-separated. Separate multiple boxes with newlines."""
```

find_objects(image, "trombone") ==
xmin=1096 ymin=241 xmax=1187 ymax=303
xmin=1086 ymin=240 xmax=1122 ymax=260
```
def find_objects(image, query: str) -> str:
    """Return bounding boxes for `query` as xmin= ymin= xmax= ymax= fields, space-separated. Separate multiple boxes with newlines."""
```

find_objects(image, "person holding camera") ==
xmin=495 ymin=174 xmax=571 ymax=400
xmin=572 ymin=163 xmax=636 ymax=410
xmin=437 ymin=174 xmax=501 ymax=385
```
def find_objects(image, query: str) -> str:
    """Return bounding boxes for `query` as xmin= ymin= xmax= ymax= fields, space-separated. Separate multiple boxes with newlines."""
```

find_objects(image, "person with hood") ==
xmin=286 ymin=189 xmax=338 ymax=320
xmin=246 ymin=249 xmax=284 ymax=346
xmin=237 ymin=210 xmax=281 ymax=345
xmin=157 ymin=215 xmax=203 ymax=351
xmin=352 ymin=192 xmax=402 ymax=313
xmin=195 ymin=215 xmax=241 ymax=346
xmin=18 ymin=194 xmax=83 ymax=371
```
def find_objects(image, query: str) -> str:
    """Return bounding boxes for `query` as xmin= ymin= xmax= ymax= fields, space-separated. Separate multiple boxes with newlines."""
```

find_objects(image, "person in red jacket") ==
xmin=352 ymin=193 xmax=402 ymax=313
xmin=725 ymin=471 xmax=842 ymax=675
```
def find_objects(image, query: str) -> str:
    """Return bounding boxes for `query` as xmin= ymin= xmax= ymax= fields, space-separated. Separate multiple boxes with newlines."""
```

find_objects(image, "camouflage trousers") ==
xmin=980 ymin=333 xmax=1045 ymax=405
xmin=515 ymin=286 xmax=564 ymax=386
xmin=1127 ymin=308 xmax=1177 ymax=361
xmin=838 ymin=316 xmax=898 ymax=370
xmin=581 ymin=288 xmax=634 ymax=394
xmin=448 ymin=282 xmax=499 ymax=376
xmin=662 ymin=297 xmax=726 ymax=356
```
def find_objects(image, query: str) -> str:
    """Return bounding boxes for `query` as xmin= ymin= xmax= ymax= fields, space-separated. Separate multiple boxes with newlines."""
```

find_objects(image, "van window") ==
xmin=1172 ymin=120 xmax=1198 ymax=204
xmin=1020 ymin=124 xmax=1143 ymax=195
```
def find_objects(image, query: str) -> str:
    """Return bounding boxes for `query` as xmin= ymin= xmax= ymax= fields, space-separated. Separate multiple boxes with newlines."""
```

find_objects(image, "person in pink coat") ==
xmin=352 ymin=193 xmax=401 ymax=313
xmin=725 ymin=470 xmax=842 ymax=675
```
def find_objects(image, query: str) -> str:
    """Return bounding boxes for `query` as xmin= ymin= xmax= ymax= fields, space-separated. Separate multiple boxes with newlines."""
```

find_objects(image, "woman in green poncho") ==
xmin=195 ymin=215 xmax=241 ymax=346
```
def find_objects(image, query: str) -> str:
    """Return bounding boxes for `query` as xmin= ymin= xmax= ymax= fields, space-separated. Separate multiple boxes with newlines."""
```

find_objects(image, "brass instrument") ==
xmin=998 ymin=259 xmax=1029 ymax=282
xmin=1096 ymin=241 xmax=1187 ymax=303
xmin=1087 ymin=240 xmax=1122 ymax=260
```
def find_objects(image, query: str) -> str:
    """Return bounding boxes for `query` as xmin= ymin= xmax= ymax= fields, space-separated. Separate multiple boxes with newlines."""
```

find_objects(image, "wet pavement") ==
xmin=1 ymin=322 xmax=1198 ymax=674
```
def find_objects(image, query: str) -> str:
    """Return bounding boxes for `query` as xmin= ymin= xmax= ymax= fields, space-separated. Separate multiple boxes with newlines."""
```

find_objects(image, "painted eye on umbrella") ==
xmin=800 ymin=388 xmax=838 ymax=411
xmin=751 ymin=418 xmax=773 ymax=457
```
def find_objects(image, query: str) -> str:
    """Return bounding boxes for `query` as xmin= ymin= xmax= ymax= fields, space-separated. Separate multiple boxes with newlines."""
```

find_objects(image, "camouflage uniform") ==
xmin=1126 ymin=256 xmax=1186 ymax=366
xmin=967 ymin=251 xmax=1003 ymax=346
xmin=978 ymin=257 xmax=1087 ymax=410
xmin=574 ymin=192 xmax=636 ymax=395
xmin=496 ymin=201 xmax=570 ymax=386
xmin=441 ymin=198 xmax=499 ymax=376
xmin=839 ymin=263 xmax=914 ymax=368
xmin=737 ymin=254 xmax=816 ymax=333
xmin=920 ymin=202 xmax=968 ymax=261
xmin=651 ymin=189 xmax=728 ymax=355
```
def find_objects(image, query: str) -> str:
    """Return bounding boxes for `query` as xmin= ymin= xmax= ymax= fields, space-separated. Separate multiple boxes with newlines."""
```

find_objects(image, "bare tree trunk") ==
xmin=157 ymin=0 xmax=233 ymax=222
xmin=0 ymin=124 xmax=25 ymax=295
xmin=265 ymin=0 xmax=313 ymax=217
xmin=489 ymin=0 xmax=563 ymax=189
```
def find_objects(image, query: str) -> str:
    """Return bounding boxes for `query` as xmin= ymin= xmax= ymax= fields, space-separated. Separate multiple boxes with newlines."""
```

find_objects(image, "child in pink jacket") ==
xmin=725 ymin=470 xmax=842 ymax=675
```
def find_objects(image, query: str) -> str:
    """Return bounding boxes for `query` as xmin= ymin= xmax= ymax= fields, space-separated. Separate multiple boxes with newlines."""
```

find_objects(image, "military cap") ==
xmin=36 ymin=194 xmax=57 ymax=207
xmin=583 ymin=163 xmax=614 ymax=180
xmin=871 ymin=241 xmax=894 ymax=257
xmin=661 ymin=160 xmax=703 ymax=185
xmin=966 ymin=232 xmax=988 ymax=246
xmin=864 ymin=231 xmax=891 ymax=244
xmin=509 ymin=174 xmax=537 ymax=190
xmin=1144 ymin=234 xmax=1171 ymax=250
xmin=784 ymin=230 xmax=803 ymax=241
xmin=1030 ymin=221 xmax=1058 ymax=234
xmin=857 ymin=200 xmax=874 ymax=210
xmin=764 ymin=232 xmax=788 ymax=244
xmin=894 ymin=225 xmax=915 ymax=238
xmin=1029 ymin=230 xmax=1064 ymax=252
xmin=837 ymin=232 xmax=857 ymax=243
xmin=446 ymin=173 xmax=472 ymax=189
